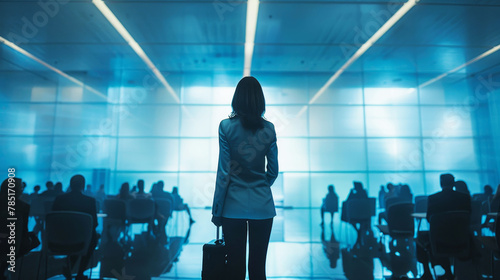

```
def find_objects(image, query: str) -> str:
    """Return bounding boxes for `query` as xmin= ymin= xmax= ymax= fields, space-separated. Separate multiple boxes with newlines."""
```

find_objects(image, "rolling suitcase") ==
xmin=202 ymin=226 xmax=226 ymax=280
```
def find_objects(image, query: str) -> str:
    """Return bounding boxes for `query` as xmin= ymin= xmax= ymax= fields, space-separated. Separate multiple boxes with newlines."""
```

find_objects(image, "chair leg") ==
xmin=67 ymin=256 xmax=73 ymax=280
xmin=36 ymin=250 xmax=43 ymax=280
xmin=44 ymin=251 xmax=48 ymax=280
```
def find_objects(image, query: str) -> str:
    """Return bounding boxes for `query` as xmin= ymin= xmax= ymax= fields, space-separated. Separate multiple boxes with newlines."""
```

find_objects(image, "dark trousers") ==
xmin=222 ymin=217 xmax=273 ymax=280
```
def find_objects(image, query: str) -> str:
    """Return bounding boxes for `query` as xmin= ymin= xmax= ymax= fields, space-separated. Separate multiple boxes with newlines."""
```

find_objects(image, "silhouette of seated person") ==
xmin=32 ymin=181 xmax=59 ymax=235
xmin=483 ymin=184 xmax=500 ymax=231
xmin=455 ymin=180 xmax=471 ymax=197
xmin=151 ymin=181 xmax=173 ymax=201
xmin=1 ymin=177 xmax=41 ymax=277
xmin=30 ymin=185 xmax=41 ymax=201
xmin=347 ymin=181 xmax=368 ymax=201
xmin=321 ymin=184 xmax=338 ymax=226
xmin=95 ymin=184 xmax=106 ymax=204
xmin=151 ymin=181 xmax=173 ymax=243
xmin=54 ymin=182 xmax=64 ymax=196
xmin=171 ymin=186 xmax=195 ymax=224
xmin=134 ymin=179 xmax=152 ymax=199
xmin=378 ymin=185 xmax=387 ymax=209
xmin=342 ymin=181 xmax=374 ymax=244
xmin=52 ymin=174 xmax=98 ymax=280
xmin=40 ymin=181 xmax=57 ymax=197
xmin=379 ymin=183 xmax=413 ymax=225
xmin=116 ymin=182 xmax=134 ymax=200
xmin=399 ymin=184 xmax=413 ymax=203
xmin=416 ymin=173 xmax=471 ymax=280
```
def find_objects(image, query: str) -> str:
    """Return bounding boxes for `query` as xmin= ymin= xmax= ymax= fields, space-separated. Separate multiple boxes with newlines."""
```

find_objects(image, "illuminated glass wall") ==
xmin=1 ymin=66 xmax=498 ymax=210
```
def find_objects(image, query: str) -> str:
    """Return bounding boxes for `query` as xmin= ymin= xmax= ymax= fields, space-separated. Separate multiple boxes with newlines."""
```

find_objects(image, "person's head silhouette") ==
xmin=137 ymin=179 xmax=145 ymax=193
xmin=54 ymin=182 xmax=63 ymax=192
xmin=440 ymin=173 xmax=454 ymax=190
xmin=34 ymin=185 xmax=41 ymax=193
xmin=328 ymin=185 xmax=334 ymax=193
xmin=69 ymin=175 xmax=85 ymax=192
xmin=484 ymin=185 xmax=493 ymax=196
xmin=46 ymin=181 xmax=54 ymax=190
xmin=120 ymin=182 xmax=130 ymax=194
xmin=230 ymin=76 xmax=266 ymax=131
xmin=353 ymin=181 xmax=363 ymax=192
xmin=455 ymin=180 xmax=470 ymax=196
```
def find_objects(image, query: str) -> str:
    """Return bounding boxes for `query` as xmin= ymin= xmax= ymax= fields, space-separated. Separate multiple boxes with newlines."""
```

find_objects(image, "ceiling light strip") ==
xmin=418 ymin=43 xmax=500 ymax=89
xmin=308 ymin=0 xmax=419 ymax=105
xmin=92 ymin=0 xmax=180 ymax=103
xmin=0 ymin=36 xmax=106 ymax=99
xmin=243 ymin=0 xmax=260 ymax=77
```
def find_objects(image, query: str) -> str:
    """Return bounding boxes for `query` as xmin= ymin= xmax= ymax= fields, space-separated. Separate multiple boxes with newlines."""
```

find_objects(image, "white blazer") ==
xmin=212 ymin=117 xmax=279 ymax=219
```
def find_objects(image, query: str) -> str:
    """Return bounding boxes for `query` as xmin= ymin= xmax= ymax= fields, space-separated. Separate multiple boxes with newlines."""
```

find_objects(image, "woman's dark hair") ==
xmin=229 ymin=76 xmax=266 ymax=131
xmin=119 ymin=182 xmax=130 ymax=196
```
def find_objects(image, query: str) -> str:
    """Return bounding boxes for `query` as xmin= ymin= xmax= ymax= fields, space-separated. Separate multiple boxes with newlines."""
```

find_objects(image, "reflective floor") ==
xmin=156 ymin=209 xmax=408 ymax=280
xmin=16 ymin=207 xmax=496 ymax=280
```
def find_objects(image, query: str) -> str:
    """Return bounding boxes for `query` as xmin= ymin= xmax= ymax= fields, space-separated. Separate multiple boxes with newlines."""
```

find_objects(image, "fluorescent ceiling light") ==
xmin=243 ymin=0 xmax=260 ymax=77
xmin=0 ymin=36 xmax=106 ymax=99
xmin=308 ymin=0 xmax=419 ymax=105
xmin=418 ymin=43 xmax=500 ymax=89
xmin=92 ymin=0 xmax=180 ymax=103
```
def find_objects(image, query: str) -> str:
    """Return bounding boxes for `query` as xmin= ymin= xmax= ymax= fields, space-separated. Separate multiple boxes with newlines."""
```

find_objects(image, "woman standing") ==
xmin=212 ymin=76 xmax=279 ymax=280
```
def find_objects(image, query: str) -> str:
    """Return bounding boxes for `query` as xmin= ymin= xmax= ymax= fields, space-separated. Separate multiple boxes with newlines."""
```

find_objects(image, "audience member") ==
xmin=320 ymin=185 xmax=338 ymax=226
xmin=52 ymin=175 xmax=98 ymax=280
xmin=152 ymin=181 xmax=173 ymax=201
xmin=378 ymin=185 xmax=387 ymax=209
xmin=346 ymin=181 xmax=368 ymax=201
xmin=30 ymin=185 xmax=41 ymax=200
xmin=416 ymin=173 xmax=471 ymax=280
xmin=95 ymin=184 xmax=106 ymax=203
xmin=135 ymin=179 xmax=152 ymax=199
xmin=484 ymin=184 xmax=494 ymax=198
xmin=41 ymin=181 xmax=57 ymax=197
xmin=1 ymin=177 xmax=40 ymax=277
xmin=54 ymin=182 xmax=64 ymax=195
xmin=116 ymin=183 xmax=134 ymax=200
xmin=398 ymin=184 xmax=413 ymax=203
xmin=84 ymin=184 xmax=94 ymax=197
xmin=172 ymin=186 xmax=195 ymax=224
xmin=490 ymin=184 xmax=500 ymax=213
xmin=455 ymin=180 xmax=471 ymax=197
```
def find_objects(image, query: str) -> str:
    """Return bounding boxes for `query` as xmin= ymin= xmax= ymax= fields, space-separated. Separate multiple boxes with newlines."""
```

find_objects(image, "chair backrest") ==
xmin=29 ymin=197 xmax=55 ymax=218
xmin=414 ymin=195 xmax=428 ymax=213
xmin=385 ymin=196 xmax=401 ymax=210
xmin=387 ymin=203 xmax=414 ymax=237
xmin=155 ymin=198 xmax=173 ymax=218
xmin=346 ymin=198 xmax=373 ymax=221
xmin=470 ymin=200 xmax=482 ymax=227
xmin=429 ymin=211 xmax=470 ymax=258
xmin=45 ymin=211 xmax=93 ymax=256
xmin=127 ymin=198 xmax=155 ymax=223
xmin=103 ymin=199 xmax=127 ymax=221
xmin=472 ymin=193 xmax=486 ymax=202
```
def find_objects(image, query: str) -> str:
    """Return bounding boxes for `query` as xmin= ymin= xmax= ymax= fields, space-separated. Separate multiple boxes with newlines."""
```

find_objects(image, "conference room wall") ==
xmin=0 ymin=70 xmax=496 ymax=205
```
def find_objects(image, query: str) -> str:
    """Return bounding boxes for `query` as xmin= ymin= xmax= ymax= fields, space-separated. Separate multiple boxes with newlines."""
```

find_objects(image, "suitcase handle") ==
xmin=215 ymin=226 xmax=223 ymax=245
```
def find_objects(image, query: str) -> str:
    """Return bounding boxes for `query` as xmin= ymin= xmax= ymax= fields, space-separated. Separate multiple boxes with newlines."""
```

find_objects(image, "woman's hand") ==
xmin=211 ymin=215 xmax=222 ymax=227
